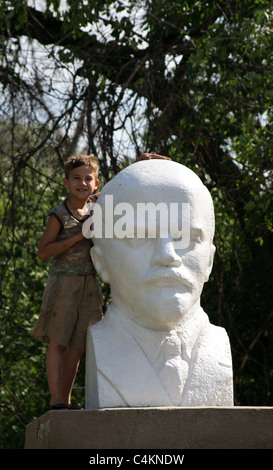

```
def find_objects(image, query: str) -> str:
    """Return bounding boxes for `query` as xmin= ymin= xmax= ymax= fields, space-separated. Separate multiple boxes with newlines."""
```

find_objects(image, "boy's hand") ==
xmin=90 ymin=192 xmax=101 ymax=202
xmin=135 ymin=153 xmax=171 ymax=162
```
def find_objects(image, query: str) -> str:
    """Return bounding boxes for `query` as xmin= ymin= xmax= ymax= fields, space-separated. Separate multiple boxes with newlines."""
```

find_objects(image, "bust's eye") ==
xmin=124 ymin=237 xmax=148 ymax=248
xmin=124 ymin=229 xmax=150 ymax=247
xmin=172 ymin=233 xmax=183 ymax=242
xmin=171 ymin=229 xmax=202 ymax=245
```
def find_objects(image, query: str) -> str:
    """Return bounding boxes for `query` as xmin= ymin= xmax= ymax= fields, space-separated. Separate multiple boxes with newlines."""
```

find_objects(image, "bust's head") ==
xmin=91 ymin=160 xmax=215 ymax=330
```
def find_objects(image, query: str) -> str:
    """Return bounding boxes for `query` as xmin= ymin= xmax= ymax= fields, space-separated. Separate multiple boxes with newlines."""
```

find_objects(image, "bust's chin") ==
xmin=113 ymin=292 xmax=201 ymax=331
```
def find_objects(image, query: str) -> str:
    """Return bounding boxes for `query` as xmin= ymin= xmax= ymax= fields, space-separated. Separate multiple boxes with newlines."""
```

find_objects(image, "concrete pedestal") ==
xmin=24 ymin=407 xmax=273 ymax=449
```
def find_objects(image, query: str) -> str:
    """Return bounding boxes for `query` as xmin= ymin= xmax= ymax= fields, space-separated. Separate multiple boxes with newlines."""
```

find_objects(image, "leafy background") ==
xmin=1 ymin=0 xmax=273 ymax=448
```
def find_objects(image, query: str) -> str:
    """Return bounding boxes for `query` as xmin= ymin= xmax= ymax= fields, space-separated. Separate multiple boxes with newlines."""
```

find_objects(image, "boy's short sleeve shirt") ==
xmin=48 ymin=200 xmax=96 ymax=276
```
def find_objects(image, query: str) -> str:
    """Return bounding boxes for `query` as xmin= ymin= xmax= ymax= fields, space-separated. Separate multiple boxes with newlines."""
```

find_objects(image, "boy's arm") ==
xmin=38 ymin=215 xmax=84 ymax=261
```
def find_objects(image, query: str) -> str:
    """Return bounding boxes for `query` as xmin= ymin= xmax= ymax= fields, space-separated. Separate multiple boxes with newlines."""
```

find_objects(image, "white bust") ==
xmin=85 ymin=160 xmax=233 ymax=408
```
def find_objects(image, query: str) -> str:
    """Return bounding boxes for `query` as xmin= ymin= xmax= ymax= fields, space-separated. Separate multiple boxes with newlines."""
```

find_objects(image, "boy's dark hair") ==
xmin=64 ymin=155 xmax=99 ymax=179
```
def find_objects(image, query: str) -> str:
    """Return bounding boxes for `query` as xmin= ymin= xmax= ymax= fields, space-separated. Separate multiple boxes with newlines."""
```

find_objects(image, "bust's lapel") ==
xmin=91 ymin=313 xmax=173 ymax=407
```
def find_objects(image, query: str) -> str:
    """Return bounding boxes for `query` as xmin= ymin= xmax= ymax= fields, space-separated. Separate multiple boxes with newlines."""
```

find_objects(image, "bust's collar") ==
xmin=107 ymin=303 xmax=209 ymax=362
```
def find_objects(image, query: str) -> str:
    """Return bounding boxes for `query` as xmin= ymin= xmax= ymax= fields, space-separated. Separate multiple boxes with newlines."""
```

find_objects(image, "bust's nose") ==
xmin=151 ymin=236 xmax=182 ymax=267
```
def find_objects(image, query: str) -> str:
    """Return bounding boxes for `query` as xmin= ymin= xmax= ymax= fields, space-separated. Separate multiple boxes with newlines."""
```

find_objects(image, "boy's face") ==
xmin=63 ymin=165 xmax=99 ymax=201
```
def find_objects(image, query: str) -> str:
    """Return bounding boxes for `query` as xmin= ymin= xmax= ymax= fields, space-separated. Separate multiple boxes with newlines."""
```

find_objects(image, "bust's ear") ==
xmin=91 ymin=245 xmax=110 ymax=283
xmin=205 ymin=244 xmax=216 ymax=282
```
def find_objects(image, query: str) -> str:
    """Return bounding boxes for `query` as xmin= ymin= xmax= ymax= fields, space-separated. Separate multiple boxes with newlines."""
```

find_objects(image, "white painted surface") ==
xmin=85 ymin=160 xmax=233 ymax=408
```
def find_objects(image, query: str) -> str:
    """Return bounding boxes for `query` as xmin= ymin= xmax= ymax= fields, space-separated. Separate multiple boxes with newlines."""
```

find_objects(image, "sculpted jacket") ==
xmin=85 ymin=305 xmax=233 ymax=409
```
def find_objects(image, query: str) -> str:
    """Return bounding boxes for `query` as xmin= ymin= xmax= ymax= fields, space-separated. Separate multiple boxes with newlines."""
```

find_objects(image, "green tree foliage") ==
xmin=1 ymin=0 xmax=273 ymax=448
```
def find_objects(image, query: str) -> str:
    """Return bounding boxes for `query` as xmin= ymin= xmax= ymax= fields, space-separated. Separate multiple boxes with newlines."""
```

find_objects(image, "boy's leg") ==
xmin=47 ymin=340 xmax=66 ymax=406
xmin=62 ymin=347 xmax=85 ymax=406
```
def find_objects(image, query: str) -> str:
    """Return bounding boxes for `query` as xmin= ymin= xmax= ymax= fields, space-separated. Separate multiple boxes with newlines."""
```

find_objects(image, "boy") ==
xmin=32 ymin=155 xmax=103 ymax=410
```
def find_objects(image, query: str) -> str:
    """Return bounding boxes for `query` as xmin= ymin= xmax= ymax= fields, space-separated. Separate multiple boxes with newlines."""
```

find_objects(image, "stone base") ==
xmin=24 ymin=407 xmax=273 ymax=449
